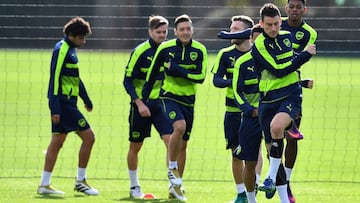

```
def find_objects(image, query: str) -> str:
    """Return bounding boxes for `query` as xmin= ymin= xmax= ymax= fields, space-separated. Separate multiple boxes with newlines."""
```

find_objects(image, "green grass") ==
xmin=0 ymin=49 xmax=360 ymax=202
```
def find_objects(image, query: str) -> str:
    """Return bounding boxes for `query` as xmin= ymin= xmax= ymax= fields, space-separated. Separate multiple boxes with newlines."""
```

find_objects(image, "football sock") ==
xmin=267 ymin=139 xmax=283 ymax=182
xmin=40 ymin=171 xmax=52 ymax=186
xmin=284 ymin=166 xmax=293 ymax=181
xmin=77 ymin=167 xmax=86 ymax=181
xmin=129 ymin=169 xmax=140 ymax=187
xmin=277 ymin=184 xmax=290 ymax=203
xmin=236 ymin=183 xmax=246 ymax=194
xmin=169 ymin=161 xmax=178 ymax=169
xmin=256 ymin=173 xmax=260 ymax=184
xmin=246 ymin=191 xmax=257 ymax=203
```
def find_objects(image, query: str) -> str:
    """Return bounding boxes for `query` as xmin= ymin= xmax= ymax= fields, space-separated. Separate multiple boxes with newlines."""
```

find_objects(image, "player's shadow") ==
xmin=34 ymin=194 xmax=65 ymax=200
xmin=118 ymin=197 xmax=182 ymax=202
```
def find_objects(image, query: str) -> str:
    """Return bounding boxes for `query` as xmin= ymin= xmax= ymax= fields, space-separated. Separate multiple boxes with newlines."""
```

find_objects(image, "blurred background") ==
xmin=1 ymin=0 xmax=359 ymax=56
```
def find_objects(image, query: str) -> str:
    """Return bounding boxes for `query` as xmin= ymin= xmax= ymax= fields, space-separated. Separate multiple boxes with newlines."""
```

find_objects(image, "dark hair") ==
xmin=149 ymin=15 xmax=169 ymax=30
xmin=288 ymin=0 xmax=306 ymax=5
xmin=260 ymin=3 xmax=281 ymax=21
xmin=251 ymin=23 xmax=263 ymax=37
xmin=231 ymin=15 xmax=254 ymax=29
xmin=174 ymin=14 xmax=192 ymax=28
xmin=63 ymin=16 xmax=92 ymax=37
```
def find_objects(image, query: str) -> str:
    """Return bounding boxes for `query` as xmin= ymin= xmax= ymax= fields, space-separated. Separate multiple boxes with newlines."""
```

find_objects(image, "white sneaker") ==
xmin=168 ymin=168 xmax=182 ymax=186
xmin=37 ymin=185 xmax=65 ymax=195
xmin=74 ymin=179 xmax=99 ymax=195
xmin=129 ymin=186 xmax=145 ymax=199
xmin=169 ymin=185 xmax=187 ymax=201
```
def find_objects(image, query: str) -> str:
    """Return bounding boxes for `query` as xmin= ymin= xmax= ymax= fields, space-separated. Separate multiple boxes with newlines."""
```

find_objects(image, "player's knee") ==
xmin=173 ymin=120 xmax=186 ymax=135
xmin=270 ymin=124 xmax=284 ymax=139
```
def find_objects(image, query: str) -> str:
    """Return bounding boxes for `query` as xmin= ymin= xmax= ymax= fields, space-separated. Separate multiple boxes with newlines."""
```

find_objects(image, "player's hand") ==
xmin=307 ymin=79 xmax=314 ymax=89
xmin=251 ymin=108 xmax=258 ymax=118
xmin=306 ymin=44 xmax=316 ymax=55
xmin=85 ymin=105 xmax=93 ymax=112
xmin=51 ymin=114 xmax=60 ymax=124
xmin=135 ymin=98 xmax=151 ymax=117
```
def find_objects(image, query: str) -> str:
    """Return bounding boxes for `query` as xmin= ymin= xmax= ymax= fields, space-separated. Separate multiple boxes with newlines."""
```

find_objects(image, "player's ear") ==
xmin=259 ymin=20 xmax=264 ymax=27
xmin=304 ymin=6 xmax=308 ymax=14
xmin=173 ymin=28 xmax=177 ymax=36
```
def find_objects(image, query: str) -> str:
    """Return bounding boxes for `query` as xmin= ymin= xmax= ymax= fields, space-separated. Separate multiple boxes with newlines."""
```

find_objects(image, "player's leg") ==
xmin=177 ymin=140 xmax=187 ymax=178
xmin=127 ymin=102 xmax=152 ymax=199
xmin=38 ymin=133 xmax=67 ymax=195
xmin=255 ymin=143 xmax=263 ymax=187
xmin=275 ymin=164 xmax=290 ymax=203
xmin=225 ymin=112 xmax=246 ymax=202
xmin=161 ymin=99 xmax=186 ymax=188
xmin=263 ymin=112 xmax=291 ymax=187
xmin=75 ymin=128 xmax=99 ymax=195
xmin=238 ymin=115 xmax=262 ymax=203
xmin=284 ymin=116 xmax=301 ymax=203
xmin=257 ymin=102 xmax=278 ymax=193
xmin=168 ymin=102 xmax=193 ymax=201
xmin=168 ymin=119 xmax=186 ymax=183
xmin=244 ymin=161 xmax=257 ymax=203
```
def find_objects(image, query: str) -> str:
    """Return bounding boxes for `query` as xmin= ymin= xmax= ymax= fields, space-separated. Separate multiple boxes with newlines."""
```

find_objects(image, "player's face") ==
xmin=261 ymin=15 xmax=281 ymax=38
xmin=149 ymin=24 xmax=168 ymax=45
xmin=286 ymin=0 xmax=307 ymax=21
xmin=174 ymin=21 xmax=193 ymax=45
xmin=230 ymin=20 xmax=247 ymax=45
xmin=69 ymin=35 xmax=87 ymax=47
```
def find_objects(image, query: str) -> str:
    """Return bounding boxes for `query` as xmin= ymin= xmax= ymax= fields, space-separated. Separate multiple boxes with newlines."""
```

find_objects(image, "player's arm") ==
xmin=79 ymin=79 xmax=93 ymax=112
xmin=166 ymin=45 xmax=208 ymax=84
xmin=251 ymin=44 xmax=313 ymax=78
xmin=211 ymin=51 xmax=232 ymax=88
xmin=233 ymin=55 xmax=256 ymax=116
xmin=48 ymin=48 xmax=64 ymax=117
xmin=123 ymin=50 xmax=141 ymax=101
xmin=124 ymin=49 xmax=151 ymax=117
xmin=143 ymin=47 xmax=163 ymax=100
xmin=217 ymin=28 xmax=251 ymax=39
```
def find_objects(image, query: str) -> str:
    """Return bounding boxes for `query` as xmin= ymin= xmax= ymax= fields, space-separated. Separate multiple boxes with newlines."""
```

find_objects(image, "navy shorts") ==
xmin=224 ymin=112 xmax=242 ymax=149
xmin=234 ymin=115 xmax=262 ymax=161
xmin=259 ymin=95 xmax=302 ymax=144
xmin=128 ymin=99 xmax=173 ymax=142
xmin=160 ymin=99 xmax=193 ymax=141
xmin=51 ymin=103 xmax=90 ymax=134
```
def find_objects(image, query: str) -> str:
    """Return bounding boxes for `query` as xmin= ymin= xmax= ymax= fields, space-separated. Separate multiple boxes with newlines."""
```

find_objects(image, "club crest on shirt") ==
xmin=190 ymin=52 xmax=198 ymax=61
xmin=283 ymin=38 xmax=291 ymax=48
xmin=296 ymin=31 xmax=304 ymax=40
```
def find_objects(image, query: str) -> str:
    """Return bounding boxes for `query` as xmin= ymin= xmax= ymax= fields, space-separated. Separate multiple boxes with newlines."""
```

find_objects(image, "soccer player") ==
xmin=123 ymin=15 xmax=172 ymax=199
xmin=37 ymin=16 xmax=99 ymax=195
xmin=211 ymin=15 xmax=254 ymax=203
xmin=281 ymin=1 xmax=317 ymax=202
xmin=232 ymin=24 xmax=263 ymax=203
xmin=252 ymin=3 xmax=316 ymax=201
xmin=144 ymin=14 xmax=207 ymax=201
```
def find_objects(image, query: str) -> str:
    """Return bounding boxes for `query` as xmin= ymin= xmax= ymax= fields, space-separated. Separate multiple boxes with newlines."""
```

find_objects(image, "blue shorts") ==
xmin=259 ymin=95 xmax=302 ymax=143
xmin=160 ymin=99 xmax=193 ymax=141
xmin=128 ymin=99 xmax=173 ymax=142
xmin=224 ymin=112 xmax=242 ymax=149
xmin=51 ymin=103 xmax=90 ymax=134
xmin=234 ymin=115 xmax=262 ymax=161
